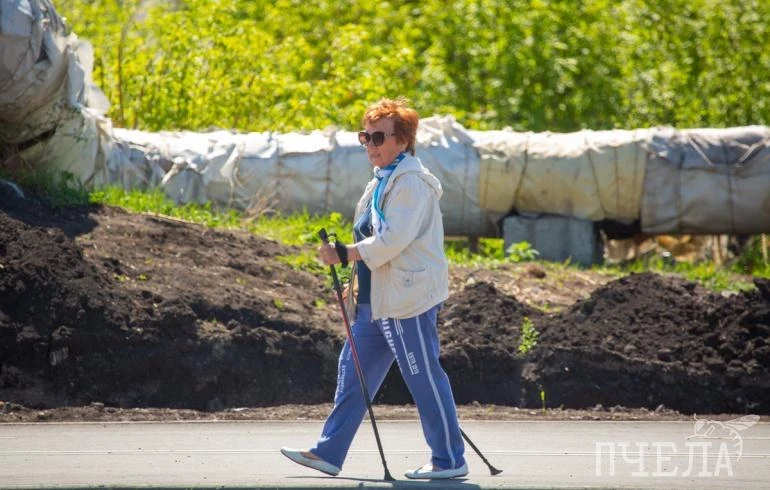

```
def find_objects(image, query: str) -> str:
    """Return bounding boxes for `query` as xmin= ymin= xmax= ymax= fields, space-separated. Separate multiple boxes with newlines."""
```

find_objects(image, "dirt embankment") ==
xmin=1 ymin=182 xmax=768 ymax=421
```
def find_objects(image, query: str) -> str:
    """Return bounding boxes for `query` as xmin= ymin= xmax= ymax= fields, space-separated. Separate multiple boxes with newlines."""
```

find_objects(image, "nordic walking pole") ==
xmin=460 ymin=428 xmax=503 ymax=475
xmin=318 ymin=228 xmax=395 ymax=482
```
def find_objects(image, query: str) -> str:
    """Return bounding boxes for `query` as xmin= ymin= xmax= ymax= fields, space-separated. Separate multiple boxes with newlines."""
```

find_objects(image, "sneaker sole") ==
xmin=280 ymin=448 xmax=340 ymax=476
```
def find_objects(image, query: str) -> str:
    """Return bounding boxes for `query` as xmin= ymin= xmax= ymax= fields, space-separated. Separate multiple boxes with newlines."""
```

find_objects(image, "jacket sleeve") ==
xmin=357 ymin=174 xmax=432 ymax=270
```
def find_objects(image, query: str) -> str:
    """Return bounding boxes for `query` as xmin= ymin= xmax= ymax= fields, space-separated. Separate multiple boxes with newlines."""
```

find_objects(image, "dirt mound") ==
xmin=530 ymin=273 xmax=770 ymax=413
xmin=1 ymin=182 xmax=769 ymax=415
xmin=0 ymin=185 xmax=343 ymax=410
xmin=436 ymin=281 xmax=542 ymax=405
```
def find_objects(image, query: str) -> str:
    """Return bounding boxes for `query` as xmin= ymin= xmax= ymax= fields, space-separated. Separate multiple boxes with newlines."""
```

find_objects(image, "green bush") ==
xmin=56 ymin=0 xmax=769 ymax=133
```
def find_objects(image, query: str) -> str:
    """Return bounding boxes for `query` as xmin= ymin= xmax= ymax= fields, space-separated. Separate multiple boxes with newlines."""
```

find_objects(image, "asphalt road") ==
xmin=1 ymin=419 xmax=768 ymax=489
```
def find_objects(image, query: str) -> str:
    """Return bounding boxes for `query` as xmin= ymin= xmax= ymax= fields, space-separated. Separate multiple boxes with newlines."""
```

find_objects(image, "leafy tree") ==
xmin=56 ymin=0 xmax=770 ymax=132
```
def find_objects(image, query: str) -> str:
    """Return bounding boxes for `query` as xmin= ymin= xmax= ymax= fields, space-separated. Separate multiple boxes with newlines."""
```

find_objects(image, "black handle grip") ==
xmin=318 ymin=228 xmax=347 ymax=267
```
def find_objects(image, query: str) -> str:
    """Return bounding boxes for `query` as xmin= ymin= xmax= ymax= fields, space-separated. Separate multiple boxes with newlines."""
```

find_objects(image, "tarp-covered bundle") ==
xmin=110 ymin=118 xmax=492 ymax=236
xmin=472 ymin=128 xmax=650 ymax=226
xmin=0 ymin=0 xmax=112 ymax=186
xmin=110 ymin=122 xmax=770 ymax=236
xmin=473 ymin=125 xmax=770 ymax=235
xmin=643 ymin=126 xmax=770 ymax=234
xmin=3 ymin=0 xmax=770 ymax=237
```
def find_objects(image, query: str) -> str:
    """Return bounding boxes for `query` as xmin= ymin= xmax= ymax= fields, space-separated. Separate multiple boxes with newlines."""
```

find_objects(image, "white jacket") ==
xmin=354 ymin=154 xmax=449 ymax=320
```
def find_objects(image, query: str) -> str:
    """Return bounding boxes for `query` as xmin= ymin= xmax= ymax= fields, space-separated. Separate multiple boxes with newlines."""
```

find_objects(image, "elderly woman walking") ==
xmin=281 ymin=97 xmax=467 ymax=480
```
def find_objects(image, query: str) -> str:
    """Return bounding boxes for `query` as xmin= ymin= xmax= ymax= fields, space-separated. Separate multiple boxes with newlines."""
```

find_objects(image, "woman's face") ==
xmin=364 ymin=117 xmax=408 ymax=168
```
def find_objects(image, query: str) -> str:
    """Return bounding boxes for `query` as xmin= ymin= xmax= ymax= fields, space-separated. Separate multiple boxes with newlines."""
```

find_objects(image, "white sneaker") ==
xmin=405 ymin=462 xmax=469 ymax=479
xmin=280 ymin=447 xmax=340 ymax=476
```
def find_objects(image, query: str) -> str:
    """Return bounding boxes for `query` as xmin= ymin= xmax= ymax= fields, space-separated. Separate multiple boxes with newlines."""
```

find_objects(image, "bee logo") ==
xmin=688 ymin=415 xmax=760 ymax=462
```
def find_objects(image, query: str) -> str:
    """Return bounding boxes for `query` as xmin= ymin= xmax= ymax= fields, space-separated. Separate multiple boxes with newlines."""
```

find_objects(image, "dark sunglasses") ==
xmin=358 ymin=131 xmax=395 ymax=147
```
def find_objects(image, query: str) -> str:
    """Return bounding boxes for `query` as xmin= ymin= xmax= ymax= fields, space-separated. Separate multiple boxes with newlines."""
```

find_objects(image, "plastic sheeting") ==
xmin=642 ymin=126 xmax=770 ymax=234
xmin=110 ymin=118 xmax=495 ymax=236
xmin=0 ymin=0 xmax=112 ymax=187
xmin=106 ymin=121 xmax=656 ymax=237
xmin=472 ymin=128 xmax=650 ymax=225
xmin=110 ymin=123 xmax=770 ymax=237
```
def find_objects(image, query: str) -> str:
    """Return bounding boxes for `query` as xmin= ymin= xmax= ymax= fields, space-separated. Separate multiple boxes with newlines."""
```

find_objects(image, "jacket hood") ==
xmin=389 ymin=154 xmax=443 ymax=199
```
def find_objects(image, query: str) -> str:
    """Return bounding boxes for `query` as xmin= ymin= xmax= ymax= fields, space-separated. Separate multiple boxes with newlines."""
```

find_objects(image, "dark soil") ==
xmin=1 ymin=181 xmax=769 ymax=422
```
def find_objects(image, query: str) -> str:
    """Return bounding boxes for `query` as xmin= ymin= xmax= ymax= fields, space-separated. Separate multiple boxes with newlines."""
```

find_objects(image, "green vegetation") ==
xmin=56 ymin=0 xmax=769 ymax=133
xmin=616 ymin=255 xmax=764 ymax=290
xmin=506 ymin=242 xmax=541 ymax=263
xmin=0 ymin=167 xmax=89 ymax=207
xmin=518 ymin=316 xmax=539 ymax=356
xmin=90 ymin=187 xmax=345 ymax=245
xmin=91 ymin=186 xmax=353 ymax=282
xmin=90 ymin=187 xmax=242 ymax=228
xmin=445 ymin=238 xmax=538 ymax=267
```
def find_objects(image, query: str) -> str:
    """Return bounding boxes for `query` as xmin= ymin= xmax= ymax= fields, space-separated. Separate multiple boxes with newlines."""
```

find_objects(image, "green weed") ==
xmin=518 ymin=317 xmax=539 ymax=357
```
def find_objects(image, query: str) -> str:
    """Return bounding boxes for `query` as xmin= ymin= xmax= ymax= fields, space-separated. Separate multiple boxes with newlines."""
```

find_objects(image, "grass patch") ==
xmin=91 ymin=186 xmax=353 ymax=280
xmin=605 ymin=255 xmax=757 ymax=292
xmin=0 ymin=168 xmax=90 ymax=207
xmin=90 ymin=187 xmax=242 ymax=228
xmin=92 ymin=186 xmax=353 ymax=246
xmin=22 ymin=184 xmax=766 ymax=289
xmin=445 ymin=237 xmax=539 ymax=268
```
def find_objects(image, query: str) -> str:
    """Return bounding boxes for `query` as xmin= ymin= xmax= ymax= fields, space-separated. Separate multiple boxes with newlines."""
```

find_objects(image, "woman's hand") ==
xmin=318 ymin=243 xmax=341 ymax=265
xmin=318 ymin=243 xmax=362 ymax=265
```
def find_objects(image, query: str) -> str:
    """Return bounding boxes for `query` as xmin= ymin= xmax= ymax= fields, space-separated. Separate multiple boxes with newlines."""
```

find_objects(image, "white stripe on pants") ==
xmin=310 ymin=303 xmax=465 ymax=470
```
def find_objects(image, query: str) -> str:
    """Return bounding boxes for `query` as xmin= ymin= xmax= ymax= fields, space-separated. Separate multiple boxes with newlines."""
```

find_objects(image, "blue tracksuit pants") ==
xmin=310 ymin=303 xmax=466 ymax=470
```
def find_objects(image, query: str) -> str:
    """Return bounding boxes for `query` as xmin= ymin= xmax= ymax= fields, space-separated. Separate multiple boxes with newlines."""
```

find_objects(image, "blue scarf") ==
xmin=371 ymin=152 xmax=406 ymax=236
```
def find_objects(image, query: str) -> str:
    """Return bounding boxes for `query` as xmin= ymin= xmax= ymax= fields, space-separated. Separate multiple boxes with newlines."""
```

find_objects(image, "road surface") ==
xmin=1 ymin=419 xmax=768 ymax=489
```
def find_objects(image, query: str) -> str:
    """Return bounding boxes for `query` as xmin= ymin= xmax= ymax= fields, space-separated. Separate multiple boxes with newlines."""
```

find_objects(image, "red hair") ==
xmin=362 ymin=97 xmax=419 ymax=155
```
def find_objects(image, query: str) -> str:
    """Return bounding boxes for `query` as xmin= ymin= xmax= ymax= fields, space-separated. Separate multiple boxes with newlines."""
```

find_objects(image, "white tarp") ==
xmin=642 ymin=126 xmax=770 ymax=234
xmin=110 ymin=118 xmax=496 ymax=236
xmin=4 ymin=0 xmax=770 ymax=237
xmin=109 ymin=122 xmax=770 ymax=237
xmin=0 ymin=0 xmax=112 ymax=187
xmin=471 ymin=128 xmax=650 ymax=226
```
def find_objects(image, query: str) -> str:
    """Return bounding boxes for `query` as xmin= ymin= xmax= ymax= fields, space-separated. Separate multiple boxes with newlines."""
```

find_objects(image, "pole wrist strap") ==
xmin=334 ymin=240 xmax=349 ymax=268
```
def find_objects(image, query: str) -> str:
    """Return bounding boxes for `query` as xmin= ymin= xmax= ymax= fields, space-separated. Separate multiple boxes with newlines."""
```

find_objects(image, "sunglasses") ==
xmin=358 ymin=131 xmax=395 ymax=147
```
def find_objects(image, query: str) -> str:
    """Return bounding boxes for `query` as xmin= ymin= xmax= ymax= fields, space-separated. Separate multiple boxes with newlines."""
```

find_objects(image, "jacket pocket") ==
xmin=395 ymin=268 xmax=428 ymax=288
xmin=388 ymin=267 xmax=431 ymax=315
